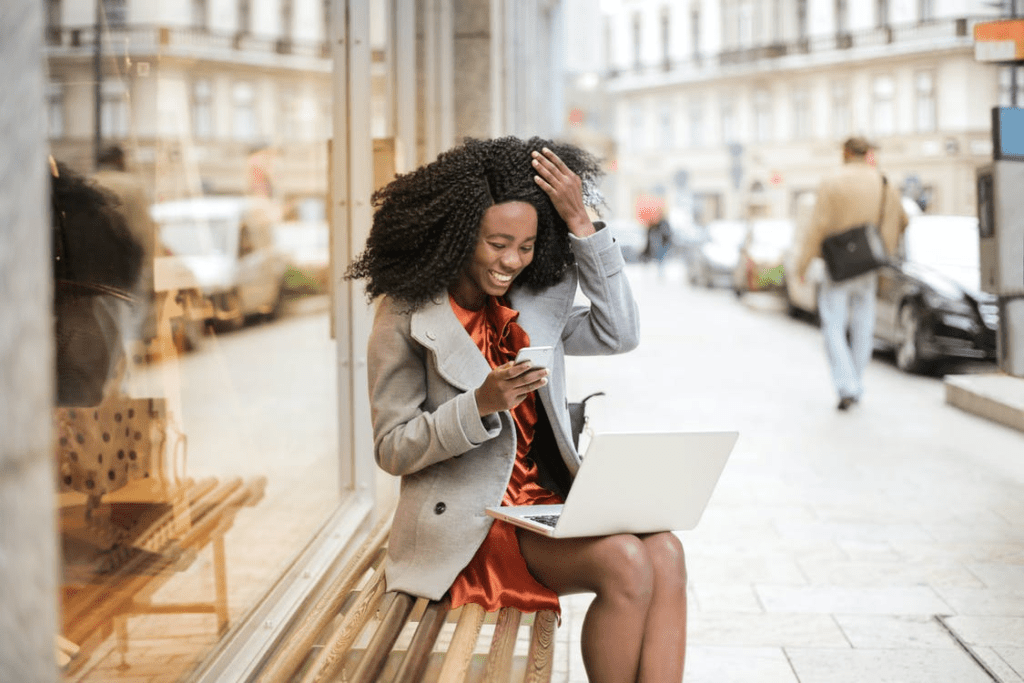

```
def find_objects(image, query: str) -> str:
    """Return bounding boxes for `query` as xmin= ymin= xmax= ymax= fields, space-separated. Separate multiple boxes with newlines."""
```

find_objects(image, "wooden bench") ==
xmin=257 ymin=515 xmax=559 ymax=683
xmin=59 ymin=475 xmax=266 ymax=674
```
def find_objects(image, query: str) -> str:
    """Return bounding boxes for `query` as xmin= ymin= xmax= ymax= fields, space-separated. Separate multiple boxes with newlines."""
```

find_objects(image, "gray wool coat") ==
xmin=365 ymin=225 xmax=640 ymax=600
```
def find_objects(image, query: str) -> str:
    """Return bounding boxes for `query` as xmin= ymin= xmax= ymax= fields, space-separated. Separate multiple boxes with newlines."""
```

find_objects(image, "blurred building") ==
xmin=597 ymin=0 xmax=1019 ymax=225
xmin=44 ymin=0 xmax=567 ymax=204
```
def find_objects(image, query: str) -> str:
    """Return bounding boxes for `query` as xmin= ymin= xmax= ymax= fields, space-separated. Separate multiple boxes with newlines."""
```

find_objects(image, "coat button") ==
xmin=426 ymin=331 xmax=436 ymax=340
xmin=434 ymin=502 xmax=446 ymax=515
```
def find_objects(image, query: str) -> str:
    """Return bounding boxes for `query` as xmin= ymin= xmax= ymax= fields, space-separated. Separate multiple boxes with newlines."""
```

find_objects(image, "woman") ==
xmin=347 ymin=136 xmax=688 ymax=682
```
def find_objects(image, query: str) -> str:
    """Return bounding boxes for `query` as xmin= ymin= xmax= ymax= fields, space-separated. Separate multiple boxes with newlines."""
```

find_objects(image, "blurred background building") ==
xmin=581 ymin=0 xmax=1019 ymax=228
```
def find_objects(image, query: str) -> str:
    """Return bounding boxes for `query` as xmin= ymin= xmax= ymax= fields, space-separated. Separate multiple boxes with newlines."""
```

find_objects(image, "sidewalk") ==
xmin=547 ymin=262 xmax=1024 ymax=683
xmin=945 ymin=372 xmax=1024 ymax=434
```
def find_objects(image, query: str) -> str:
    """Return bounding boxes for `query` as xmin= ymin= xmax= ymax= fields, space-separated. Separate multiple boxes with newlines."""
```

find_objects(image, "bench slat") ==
xmin=437 ymin=602 xmax=487 ymax=682
xmin=348 ymin=591 xmax=416 ymax=683
xmin=483 ymin=607 xmax=522 ymax=683
xmin=256 ymin=514 xmax=391 ymax=683
xmin=298 ymin=561 xmax=387 ymax=683
xmin=392 ymin=595 xmax=451 ymax=683
xmin=523 ymin=610 xmax=557 ymax=683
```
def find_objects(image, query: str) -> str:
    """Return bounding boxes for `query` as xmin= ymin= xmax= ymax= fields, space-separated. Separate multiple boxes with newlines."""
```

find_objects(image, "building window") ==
xmin=797 ymin=0 xmax=808 ymax=39
xmin=999 ymin=66 xmax=1024 ymax=107
xmin=632 ymin=12 xmax=642 ymax=70
xmin=660 ymin=7 xmax=671 ymax=68
xmin=835 ymin=0 xmax=848 ymax=34
xmin=791 ymin=86 xmax=811 ymax=140
xmin=238 ymin=0 xmax=251 ymax=35
xmin=872 ymin=74 xmax=895 ymax=137
xmin=875 ymin=0 xmax=889 ymax=28
xmin=914 ymin=71 xmax=936 ymax=132
xmin=738 ymin=0 xmax=753 ymax=46
xmin=281 ymin=0 xmax=294 ymax=41
xmin=192 ymin=79 xmax=214 ymax=139
xmin=102 ymin=0 xmax=127 ymax=26
xmin=720 ymin=99 xmax=737 ymax=144
xmin=629 ymin=102 xmax=646 ymax=151
xmin=101 ymin=80 xmax=129 ymax=138
xmin=232 ymin=81 xmax=258 ymax=141
xmin=659 ymin=100 xmax=674 ymax=149
xmin=919 ymin=0 xmax=934 ymax=22
xmin=192 ymin=0 xmax=207 ymax=29
xmin=688 ymin=100 xmax=704 ymax=148
xmin=47 ymin=82 xmax=64 ymax=139
xmin=46 ymin=0 xmax=61 ymax=32
xmin=831 ymin=80 xmax=851 ymax=139
xmin=690 ymin=5 xmax=701 ymax=60
xmin=753 ymin=88 xmax=773 ymax=143
xmin=604 ymin=18 xmax=614 ymax=73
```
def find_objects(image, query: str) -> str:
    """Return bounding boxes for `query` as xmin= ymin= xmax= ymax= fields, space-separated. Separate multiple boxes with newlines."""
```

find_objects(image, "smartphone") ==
xmin=514 ymin=345 xmax=554 ymax=371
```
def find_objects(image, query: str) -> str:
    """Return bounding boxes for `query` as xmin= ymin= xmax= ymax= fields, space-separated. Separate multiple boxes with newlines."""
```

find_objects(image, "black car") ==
xmin=874 ymin=215 xmax=999 ymax=373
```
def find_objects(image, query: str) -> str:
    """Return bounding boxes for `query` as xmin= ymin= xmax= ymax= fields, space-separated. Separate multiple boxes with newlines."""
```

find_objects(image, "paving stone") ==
xmin=755 ymin=585 xmax=952 ymax=615
xmin=786 ymin=647 xmax=996 ymax=683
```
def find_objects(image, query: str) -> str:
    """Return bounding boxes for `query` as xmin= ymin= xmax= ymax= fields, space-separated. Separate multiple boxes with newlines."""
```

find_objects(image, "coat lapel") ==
xmin=410 ymin=295 xmax=491 ymax=391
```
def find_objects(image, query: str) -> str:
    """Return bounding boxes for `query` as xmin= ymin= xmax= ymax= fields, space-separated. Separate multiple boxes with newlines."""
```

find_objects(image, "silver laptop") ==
xmin=486 ymin=431 xmax=738 ymax=538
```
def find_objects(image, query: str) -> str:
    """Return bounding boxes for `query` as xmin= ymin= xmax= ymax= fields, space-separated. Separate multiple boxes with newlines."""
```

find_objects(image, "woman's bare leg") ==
xmin=517 ymin=530 xmax=655 ymax=683
xmin=636 ymin=532 xmax=688 ymax=683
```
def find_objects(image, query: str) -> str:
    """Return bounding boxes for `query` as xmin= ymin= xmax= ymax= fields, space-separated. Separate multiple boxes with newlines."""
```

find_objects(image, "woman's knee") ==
xmin=592 ymin=535 xmax=655 ymax=604
xmin=644 ymin=532 xmax=687 ymax=594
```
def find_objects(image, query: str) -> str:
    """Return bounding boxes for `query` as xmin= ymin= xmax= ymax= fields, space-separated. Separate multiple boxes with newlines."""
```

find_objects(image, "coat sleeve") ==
xmin=560 ymin=224 xmax=641 ymax=356
xmin=366 ymin=298 xmax=500 ymax=477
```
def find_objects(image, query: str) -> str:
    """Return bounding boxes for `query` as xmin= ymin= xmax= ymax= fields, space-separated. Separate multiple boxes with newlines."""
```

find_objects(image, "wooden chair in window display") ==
xmin=50 ymin=159 xmax=265 ymax=671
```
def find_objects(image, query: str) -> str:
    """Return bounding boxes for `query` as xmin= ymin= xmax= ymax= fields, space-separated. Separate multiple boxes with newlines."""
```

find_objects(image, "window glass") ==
xmin=915 ymin=71 xmax=936 ymax=133
xmin=753 ymin=88 xmax=773 ymax=142
xmin=831 ymin=80 xmax=851 ymax=139
xmin=872 ymin=74 xmax=895 ymax=137
xmin=46 ymin=2 xmax=343 ymax=681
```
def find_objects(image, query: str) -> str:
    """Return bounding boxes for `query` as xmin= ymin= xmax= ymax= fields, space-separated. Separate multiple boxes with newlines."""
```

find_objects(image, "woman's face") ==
xmin=450 ymin=201 xmax=538 ymax=310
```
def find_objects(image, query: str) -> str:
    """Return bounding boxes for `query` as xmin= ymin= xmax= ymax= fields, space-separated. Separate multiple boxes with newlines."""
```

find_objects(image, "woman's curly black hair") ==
xmin=345 ymin=136 xmax=604 ymax=309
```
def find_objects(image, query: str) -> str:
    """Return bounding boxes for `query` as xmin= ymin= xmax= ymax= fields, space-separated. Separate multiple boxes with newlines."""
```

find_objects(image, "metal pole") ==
xmin=94 ymin=0 xmax=103 ymax=169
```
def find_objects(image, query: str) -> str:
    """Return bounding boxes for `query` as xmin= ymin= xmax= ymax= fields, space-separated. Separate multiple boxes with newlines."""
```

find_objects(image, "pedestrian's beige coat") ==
xmin=365 ymin=227 xmax=639 ymax=600
xmin=793 ymin=158 xmax=910 ymax=279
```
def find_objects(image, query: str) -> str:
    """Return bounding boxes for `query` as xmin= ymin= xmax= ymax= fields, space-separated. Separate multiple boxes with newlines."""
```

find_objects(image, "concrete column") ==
xmin=454 ymin=0 xmax=493 ymax=139
xmin=0 ymin=2 xmax=60 ymax=682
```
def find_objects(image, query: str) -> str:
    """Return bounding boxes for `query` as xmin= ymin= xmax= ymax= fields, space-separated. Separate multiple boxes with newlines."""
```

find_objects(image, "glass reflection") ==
xmin=47 ymin=0 xmax=342 ymax=680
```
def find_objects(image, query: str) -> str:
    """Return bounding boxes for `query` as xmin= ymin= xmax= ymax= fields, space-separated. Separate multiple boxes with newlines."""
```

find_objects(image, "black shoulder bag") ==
xmin=820 ymin=176 xmax=889 ymax=282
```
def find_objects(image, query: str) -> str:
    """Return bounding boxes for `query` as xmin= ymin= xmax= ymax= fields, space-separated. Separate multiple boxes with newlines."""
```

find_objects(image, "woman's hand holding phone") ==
xmin=475 ymin=348 xmax=551 ymax=417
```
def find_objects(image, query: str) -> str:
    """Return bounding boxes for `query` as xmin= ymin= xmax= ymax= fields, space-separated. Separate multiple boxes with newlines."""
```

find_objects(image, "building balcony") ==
xmin=608 ymin=16 xmax=982 ymax=88
xmin=45 ymin=24 xmax=331 ymax=71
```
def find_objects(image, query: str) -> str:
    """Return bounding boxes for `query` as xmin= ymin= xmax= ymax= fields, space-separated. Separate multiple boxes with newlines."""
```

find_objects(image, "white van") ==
xmin=152 ymin=196 xmax=289 ymax=343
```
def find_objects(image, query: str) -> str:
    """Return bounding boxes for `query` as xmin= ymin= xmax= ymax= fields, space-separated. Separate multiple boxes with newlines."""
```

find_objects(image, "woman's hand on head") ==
xmin=475 ymin=361 xmax=549 ymax=417
xmin=532 ymin=148 xmax=595 ymax=238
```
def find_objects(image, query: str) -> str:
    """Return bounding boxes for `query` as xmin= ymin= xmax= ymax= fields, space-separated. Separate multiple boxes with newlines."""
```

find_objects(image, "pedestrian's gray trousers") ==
xmin=817 ymin=271 xmax=877 ymax=400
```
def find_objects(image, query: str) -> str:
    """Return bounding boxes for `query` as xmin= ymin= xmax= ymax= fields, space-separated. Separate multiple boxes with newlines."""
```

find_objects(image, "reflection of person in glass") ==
xmin=347 ymin=137 xmax=689 ymax=682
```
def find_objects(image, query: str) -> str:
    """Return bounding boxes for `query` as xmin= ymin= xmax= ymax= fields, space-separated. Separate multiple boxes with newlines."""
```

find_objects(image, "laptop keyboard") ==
xmin=524 ymin=514 xmax=560 ymax=528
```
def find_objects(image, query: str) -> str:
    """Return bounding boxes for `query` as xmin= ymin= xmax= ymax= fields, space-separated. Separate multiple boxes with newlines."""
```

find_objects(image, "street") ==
xmin=561 ymin=260 xmax=1024 ymax=683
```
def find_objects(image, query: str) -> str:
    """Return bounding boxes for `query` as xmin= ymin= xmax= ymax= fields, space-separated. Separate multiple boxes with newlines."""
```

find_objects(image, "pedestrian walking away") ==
xmin=345 ymin=135 xmax=690 ymax=683
xmin=791 ymin=136 xmax=909 ymax=410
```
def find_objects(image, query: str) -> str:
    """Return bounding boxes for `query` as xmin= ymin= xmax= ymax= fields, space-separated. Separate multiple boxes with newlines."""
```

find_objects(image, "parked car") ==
xmin=784 ymin=196 xmax=923 ymax=320
xmin=688 ymin=219 xmax=746 ymax=288
xmin=874 ymin=214 xmax=998 ymax=373
xmin=152 ymin=196 xmax=289 ymax=336
xmin=732 ymin=218 xmax=795 ymax=296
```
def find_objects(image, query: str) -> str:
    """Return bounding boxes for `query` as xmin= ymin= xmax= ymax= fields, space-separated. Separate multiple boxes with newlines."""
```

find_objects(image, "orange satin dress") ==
xmin=447 ymin=294 xmax=563 ymax=615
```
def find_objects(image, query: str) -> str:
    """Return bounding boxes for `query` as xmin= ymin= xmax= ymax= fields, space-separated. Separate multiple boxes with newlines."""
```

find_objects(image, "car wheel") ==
xmin=896 ymin=303 xmax=928 ymax=374
xmin=214 ymin=290 xmax=245 ymax=332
